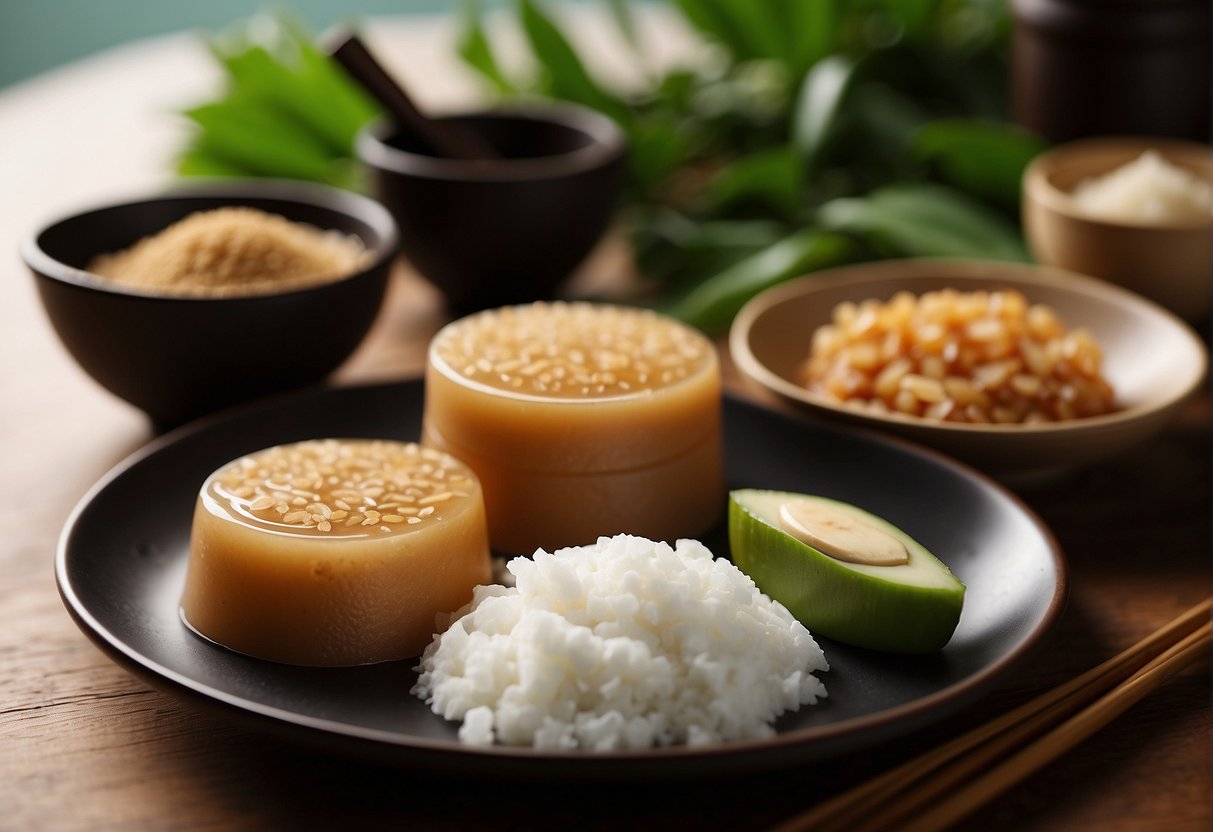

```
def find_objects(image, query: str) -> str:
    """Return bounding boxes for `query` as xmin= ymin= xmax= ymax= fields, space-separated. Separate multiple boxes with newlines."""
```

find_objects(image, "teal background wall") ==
xmin=0 ymin=1 xmax=500 ymax=90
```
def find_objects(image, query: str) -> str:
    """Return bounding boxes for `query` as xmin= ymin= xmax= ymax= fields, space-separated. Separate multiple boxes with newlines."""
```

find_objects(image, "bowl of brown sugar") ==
xmin=22 ymin=179 xmax=398 ymax=427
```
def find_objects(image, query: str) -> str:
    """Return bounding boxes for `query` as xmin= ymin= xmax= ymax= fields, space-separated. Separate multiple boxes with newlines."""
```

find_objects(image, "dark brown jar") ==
xmin=1011 ymin=0 xmax=1211 ymax=143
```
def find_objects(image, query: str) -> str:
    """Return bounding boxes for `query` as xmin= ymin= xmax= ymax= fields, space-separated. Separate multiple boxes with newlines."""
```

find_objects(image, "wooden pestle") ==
xmin=327 ymin=28 xmax=499 ymax=161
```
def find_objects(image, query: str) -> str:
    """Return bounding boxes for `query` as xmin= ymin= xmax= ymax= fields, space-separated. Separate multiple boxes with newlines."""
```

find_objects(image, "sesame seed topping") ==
xmin=211 ymin=439 xmax=479 ymax=537
xmin=432 ymin=302 xmax=712 ymax=399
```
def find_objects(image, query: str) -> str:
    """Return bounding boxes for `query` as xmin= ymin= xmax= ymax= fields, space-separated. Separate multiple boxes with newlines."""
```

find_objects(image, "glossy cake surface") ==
xmin=423 ymin=302 xmax=725 ymax=553
xmin=180 ymin=439 xmax=492 ymax=666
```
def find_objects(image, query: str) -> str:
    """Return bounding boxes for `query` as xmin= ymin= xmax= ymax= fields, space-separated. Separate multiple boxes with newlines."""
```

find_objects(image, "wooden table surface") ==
xmin=2 ymin=12 xmax=1209 ymax=832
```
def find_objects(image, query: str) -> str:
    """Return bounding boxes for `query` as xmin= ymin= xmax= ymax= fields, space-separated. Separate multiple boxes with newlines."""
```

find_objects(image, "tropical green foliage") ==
xmin=178 ymin=17 xmax=378 ymax=190
xmin=178 ymin=2 xmax=1046 ymax=332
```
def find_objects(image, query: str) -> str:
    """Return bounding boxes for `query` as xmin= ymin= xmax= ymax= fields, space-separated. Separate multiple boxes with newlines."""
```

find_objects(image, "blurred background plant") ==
xmin=177 ymin=0 xmax=1047 ymax=332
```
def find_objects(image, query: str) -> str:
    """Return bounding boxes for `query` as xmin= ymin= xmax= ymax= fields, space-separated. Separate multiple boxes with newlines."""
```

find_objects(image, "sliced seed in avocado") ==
xmin=730 ymin=489 xmax=965 ymax=653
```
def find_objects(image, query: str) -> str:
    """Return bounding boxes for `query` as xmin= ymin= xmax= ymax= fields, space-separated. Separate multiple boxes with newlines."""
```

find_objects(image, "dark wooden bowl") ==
xmin=22 ymin=180 xmax=399 ymax=428
xmin=357 ymin=104 xmax=626 ymax=314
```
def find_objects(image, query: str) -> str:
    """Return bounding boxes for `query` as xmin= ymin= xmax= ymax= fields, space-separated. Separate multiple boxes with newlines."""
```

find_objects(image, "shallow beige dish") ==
xmin=1023 ymin=136 xmax=1212 ymax=322
xmin=729 ymin=259 xmax=1208 ymax=485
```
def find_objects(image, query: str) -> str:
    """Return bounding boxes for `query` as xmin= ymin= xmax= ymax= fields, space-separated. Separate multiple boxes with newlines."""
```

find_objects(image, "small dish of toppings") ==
xmin=21 ymin=179 xmax=398 ymax=427
xmin=799 ymin=287 xmax=1116 ymax=425
xmin=1068 ymin=150 xmax=1211 ymax=226
xmin=1023 ymin=136 xmax=1212 ymax=322
xmin=730 ymin=259 xmax=1207 ymax=484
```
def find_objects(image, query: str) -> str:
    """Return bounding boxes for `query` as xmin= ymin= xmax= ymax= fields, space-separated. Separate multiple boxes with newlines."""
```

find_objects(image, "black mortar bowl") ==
xmin=356 ymin=104 xmax=626 ymax=314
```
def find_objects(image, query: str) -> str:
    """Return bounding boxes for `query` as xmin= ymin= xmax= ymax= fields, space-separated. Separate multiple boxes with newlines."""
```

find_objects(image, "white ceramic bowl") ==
xmin=729 ymin=259 xmax=1207 ymax=485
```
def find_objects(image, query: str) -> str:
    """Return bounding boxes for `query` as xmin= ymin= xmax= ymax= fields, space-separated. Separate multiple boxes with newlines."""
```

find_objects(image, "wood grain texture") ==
xmin=1 ymin=16 xmax=1209 ymax=832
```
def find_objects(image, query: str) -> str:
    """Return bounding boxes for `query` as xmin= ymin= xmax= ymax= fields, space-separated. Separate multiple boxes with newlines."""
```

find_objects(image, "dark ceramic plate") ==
xmin=57 ymin=379 xmax=1066 ymax=779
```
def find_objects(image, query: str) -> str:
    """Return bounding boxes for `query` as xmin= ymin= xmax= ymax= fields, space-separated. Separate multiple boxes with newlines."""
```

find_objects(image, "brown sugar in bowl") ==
xmin=421 ymin=302 xmax=726 ymax=554
xmin=21 ymin=180 xmax=399 ymax=428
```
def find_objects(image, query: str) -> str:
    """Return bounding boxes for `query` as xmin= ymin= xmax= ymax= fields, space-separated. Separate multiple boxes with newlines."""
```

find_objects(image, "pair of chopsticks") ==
xmin=773 ymin=598 xmax=1212 ymax=832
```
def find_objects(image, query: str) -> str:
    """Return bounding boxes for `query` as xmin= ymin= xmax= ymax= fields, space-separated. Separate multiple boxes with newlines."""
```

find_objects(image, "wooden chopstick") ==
xmin=771 ymin=598 xmax=1212 ymax=832
xmin=896 ymin=621 xmax=1211 ymax=832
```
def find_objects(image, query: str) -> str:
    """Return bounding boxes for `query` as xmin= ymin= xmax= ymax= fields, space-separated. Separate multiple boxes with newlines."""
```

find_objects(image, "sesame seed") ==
xmin=434 ymin=302 xmax=713 ymax=400
xmin=211 ymin=439 xmax=479 ymax=537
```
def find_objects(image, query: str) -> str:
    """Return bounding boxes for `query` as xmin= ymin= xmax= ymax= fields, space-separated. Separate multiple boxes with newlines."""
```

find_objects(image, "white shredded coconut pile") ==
xmin=412 ymin=534 xmax=828 ymax=751
xmin=1071 ymin=150 xmax=1212 ymax=225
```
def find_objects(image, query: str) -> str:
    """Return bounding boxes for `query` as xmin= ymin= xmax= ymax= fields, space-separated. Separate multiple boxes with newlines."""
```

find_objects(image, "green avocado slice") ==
xmin=729 ymin=489 xmax=965 ymax=653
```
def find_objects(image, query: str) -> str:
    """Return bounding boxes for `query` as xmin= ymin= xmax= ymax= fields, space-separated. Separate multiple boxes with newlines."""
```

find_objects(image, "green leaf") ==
xmin=673 ymin=0 xmax=747 ymax=59
xmin=183 ymin=98 xmax=336 ymax=181
xmin=778 ymin=0 xmax=838 ymax=76
xmin=884 ymin=0 xmax=940 ymax=41
xmin=666 ymin=228 xmax=860 ymax=333
xmin=712 ymin=0 xmax=788 ymax=63
xmin=457 ymin=0 xmax=517 ymax=93
xmin=518 ymin=0 xmax=631 ymax=124
xmin=211 ymin=17 xmax=378 ymax=153
xmin=216 ymin=47 xmax=348 ymax=154
xmin=651 ymin=68 xmax=699 ymax=112
xmin=625 ymin=115 xmax=694 ymax=193
xmin=818 ymin=183 xmax=1030 ymax=261
xmin=853 ymin=35 xmax=1010 ymax=121
xmin=175 ymin=147 xmax=256 ymax=179
xmin=792 ymin=54 xmax=859 ymax=167
xmin=913 ymin=119 xmax=1047 ymax=208
xmin=604 ymin=0 xmax=641 ymax=54
xmin=700 ymin=146 xmax=805 ymax=219
xmin=180 ymin=16 xmax=381 ymax=187
xmin=631 ymin=208 xmax=787 ymax=288
xmin=826 ymin=82 xmax=929 ymax=189
xmin=292 ymin=34 xmax=380 ymax=139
